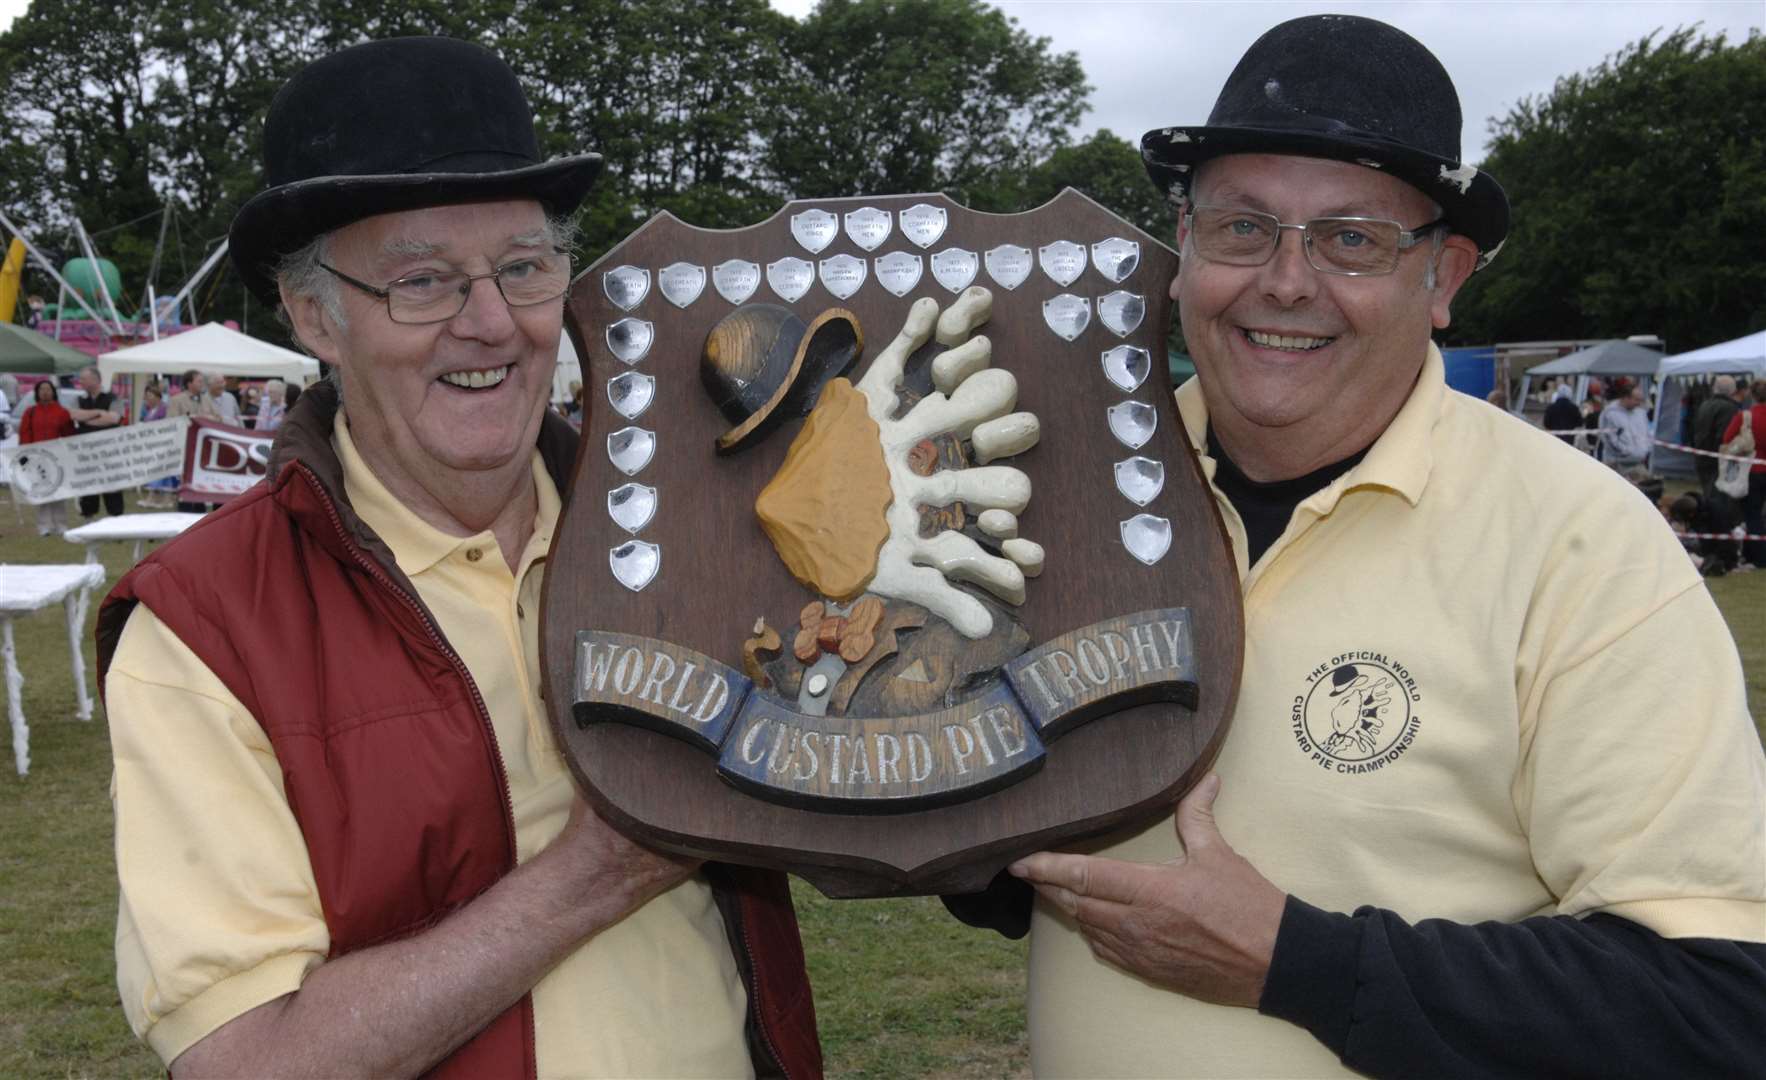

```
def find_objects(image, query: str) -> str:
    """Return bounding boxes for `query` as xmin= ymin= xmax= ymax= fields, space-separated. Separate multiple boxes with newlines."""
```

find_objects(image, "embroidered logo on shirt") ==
xmin=1290 ymin=653 xmax=1422 ymax=774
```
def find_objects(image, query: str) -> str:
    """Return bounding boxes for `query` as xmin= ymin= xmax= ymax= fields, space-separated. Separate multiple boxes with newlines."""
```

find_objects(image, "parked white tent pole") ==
xmin=71 ymin=217 xmax=126 ymax=336
xmin=161 ymin=240 xmax=229 ymax=326
xmin=0 ymin=209 xmax=119 ymax=332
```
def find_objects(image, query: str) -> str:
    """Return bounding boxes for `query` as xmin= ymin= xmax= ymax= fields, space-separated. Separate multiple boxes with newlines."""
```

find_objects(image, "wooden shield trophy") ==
xmin=542 ymin=190 xmax=1242 ymax=898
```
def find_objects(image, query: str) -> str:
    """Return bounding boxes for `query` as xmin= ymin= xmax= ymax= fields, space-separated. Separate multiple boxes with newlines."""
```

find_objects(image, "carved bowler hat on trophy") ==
xmin=543 ymin=191 xmax=1243 ymax=897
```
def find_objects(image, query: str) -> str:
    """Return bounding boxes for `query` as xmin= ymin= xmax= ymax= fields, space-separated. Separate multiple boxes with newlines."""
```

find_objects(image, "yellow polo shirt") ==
xmin=1027 ymin=347 xmax=1766 ymax=1078
xmin=109 ymin=414 xmax=751 ymax=1077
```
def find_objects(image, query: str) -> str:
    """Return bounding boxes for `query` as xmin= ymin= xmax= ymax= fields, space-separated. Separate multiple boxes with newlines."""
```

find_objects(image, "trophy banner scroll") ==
xmin=542 ymin=190 xmax=1243 ymax=897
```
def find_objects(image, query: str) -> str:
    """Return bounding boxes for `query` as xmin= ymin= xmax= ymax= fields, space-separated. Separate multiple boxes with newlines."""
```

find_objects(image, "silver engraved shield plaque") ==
xmin=767 ymin=257 xmax=815 ymax=303
xmin=607 ymin=482 xmax=658 ymax=534
xmin=607 ymin=371 xmax=656 ymax=420
xmin=1092 ymin=237 xmax=1141 ymax=283
xmin=984 ymin=244 xmax=1033 ymax=290
xmin=1042 ymin=293 xmax=1091 ymax=341
xmin=606 ymin=317 xmax=654 ymax=365
xmin=1102 ymin=344 xmax=1152 ymax=392
xmin=712 ymin=259 xmax=761 ymax=305
xmin=609 ymin=539 xmax=660 ymax=592
xmin=843 ymin=207 xmax=893 ymax=251
xmin=1114 ymin=456 xmax=1165 ymax=507
xmin=607 ymin=425 xmax=656 ymax=476
xmin=790 ymin=209 xmax=839 ymax=254
xmin=874 ymin=251 xmax=923 ymax=297
xmin=931 ymin=248 xmax=979 ymax=293
xmin=603 ymin=265 xmax=651 ymax=311
xmin=1098 ymin=291 xmax=1146 ymax=337
xmin=899 ymin=203 xmax=948 ymax=249
xmin=818 ymin=254 xmax=867 ymax=300
xmin=658 ymin=262 xmax=706 ymax=308
xmin=1038 ymin=241 xmax=1087 ymax=287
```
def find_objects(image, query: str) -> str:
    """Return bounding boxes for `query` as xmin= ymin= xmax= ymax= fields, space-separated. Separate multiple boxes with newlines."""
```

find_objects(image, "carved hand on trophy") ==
xmin=754 ymin=288 xmax=1043 ymax=640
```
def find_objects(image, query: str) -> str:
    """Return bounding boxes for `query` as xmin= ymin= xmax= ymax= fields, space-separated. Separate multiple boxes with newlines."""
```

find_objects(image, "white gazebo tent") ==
xmin=97 ymin=322 xmax=320 ymax=385
xmin=1649 ymin=330 xmax=1766 ymax=476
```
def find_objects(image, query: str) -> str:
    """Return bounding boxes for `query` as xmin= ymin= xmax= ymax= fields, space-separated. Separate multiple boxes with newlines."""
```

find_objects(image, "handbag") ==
xmin=1715 ymin=416 xmax=1755 ymax=499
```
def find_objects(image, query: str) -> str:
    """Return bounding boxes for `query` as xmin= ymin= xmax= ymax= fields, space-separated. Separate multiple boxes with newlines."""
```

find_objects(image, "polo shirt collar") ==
xmin=1174 ymin=343 xmax=1447 ymax=509
xmin=333 ymin=410 xmax=559 ymax=578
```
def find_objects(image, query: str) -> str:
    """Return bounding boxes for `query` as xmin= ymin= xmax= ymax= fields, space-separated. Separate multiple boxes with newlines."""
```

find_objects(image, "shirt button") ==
xmin=517 ymin=603 xmax=526 ymax=619
xmin=466 ymin=548 xmax=483 ymax=562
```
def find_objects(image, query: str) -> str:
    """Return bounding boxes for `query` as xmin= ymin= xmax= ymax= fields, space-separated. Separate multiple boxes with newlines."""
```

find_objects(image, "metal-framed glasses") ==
xmin=320 ymin=252 xmax=572 ymax=324
xmin=1185 ymin=204 xmax=1446 ymax=276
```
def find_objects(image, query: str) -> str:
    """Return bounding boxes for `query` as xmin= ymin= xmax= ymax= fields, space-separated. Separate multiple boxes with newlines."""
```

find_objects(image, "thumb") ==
xmin=1174 ymin=772 xmax=1224 ymax=854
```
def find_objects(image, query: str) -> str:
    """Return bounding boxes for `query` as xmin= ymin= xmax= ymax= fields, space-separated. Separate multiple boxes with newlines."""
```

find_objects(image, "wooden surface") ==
xmin=543 ymin=190 xmax=1243 ymax=897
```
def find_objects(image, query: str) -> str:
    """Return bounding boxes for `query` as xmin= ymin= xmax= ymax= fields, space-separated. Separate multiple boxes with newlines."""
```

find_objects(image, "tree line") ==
xmin=1 ymin=2 xmax=1757 ymax=353
xmin=0 ymin=0 xmax=1172 ymax=340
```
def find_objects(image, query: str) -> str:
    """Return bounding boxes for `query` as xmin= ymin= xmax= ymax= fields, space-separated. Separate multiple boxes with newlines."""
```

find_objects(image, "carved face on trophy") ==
xmin=546 ymin=191 xmax=1242 ymax=897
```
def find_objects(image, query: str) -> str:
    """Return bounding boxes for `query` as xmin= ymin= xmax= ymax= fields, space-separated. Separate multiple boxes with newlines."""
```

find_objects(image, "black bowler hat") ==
xmin=1140 ymin=14 xmax=1509 ymax=268
xmin=229 ymin=36 xmax=602 ymax=307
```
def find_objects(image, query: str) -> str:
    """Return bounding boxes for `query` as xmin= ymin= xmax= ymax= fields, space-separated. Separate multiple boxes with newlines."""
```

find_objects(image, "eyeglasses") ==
xmin=320 ymin=253 xmax=572 ymax=324
xmin=1184 ymin=204 xmax=1446 ymax=276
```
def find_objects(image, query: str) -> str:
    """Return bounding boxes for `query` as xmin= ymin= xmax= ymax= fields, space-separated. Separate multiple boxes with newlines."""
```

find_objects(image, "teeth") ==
xmin=1247 ymin=330 xmax=1331 ymax=350
xmin=441 ymin=366 xmax=510 ymax=389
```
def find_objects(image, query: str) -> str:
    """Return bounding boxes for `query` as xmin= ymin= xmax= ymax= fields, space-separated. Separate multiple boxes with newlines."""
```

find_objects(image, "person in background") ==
xmin=256 ymin=379 xmax=288 ymax=433
xmin=167 ymin=369 xmax=211 ymax=420
xmin=71 ymin=365 xmax=125 ymax=519
xmin=1695 ymin=375 xmax=1745 ymax=496
xmin=18 ymin=379 xmax=75 ymax=534
xmin=1719 ymin=378 xmax=1766 ymax=567
xmin=1543 ymin=382 xmax=1581 ymax=446
xmin=1668 ymin=490 xmax=1743 ymax=577
xmin=205 ymin=370 xmax=241 ymax=426
xmin=282 ymin=382 xmax=301 ymax=413
xmin=139 ymin=384 xmax=167 ymax=422
xmin=137 ymin=385 xmax=179 ymax=509
xmin=0 ymin=372 xmax=19 ymax=411
xmin=241 ymin=385 xmax=262 ymax=427
xmin=1598 ymin=385 xmax=1652 ymax=469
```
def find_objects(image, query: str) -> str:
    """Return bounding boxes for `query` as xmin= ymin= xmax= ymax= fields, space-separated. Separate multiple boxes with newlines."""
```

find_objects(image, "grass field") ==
xmin=0 ymin=490 xmax=1758 ymax=1078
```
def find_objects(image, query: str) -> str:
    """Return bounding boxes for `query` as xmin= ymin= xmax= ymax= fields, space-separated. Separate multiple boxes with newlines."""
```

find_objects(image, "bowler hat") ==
xmin=229 ymin=36 xmax=602 ymax=307
xmin=1140 ymin=15 xmax=1509 ymax=268
xmin=701 ymin=305 xmax=864 ymax=454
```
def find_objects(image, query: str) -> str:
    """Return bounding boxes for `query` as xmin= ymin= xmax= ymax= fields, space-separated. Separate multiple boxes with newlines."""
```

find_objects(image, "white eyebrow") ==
xmin=507 ymin=230 xmax=549 ymax=249
xmin=381 ymin=237 xmax=441 ymax=259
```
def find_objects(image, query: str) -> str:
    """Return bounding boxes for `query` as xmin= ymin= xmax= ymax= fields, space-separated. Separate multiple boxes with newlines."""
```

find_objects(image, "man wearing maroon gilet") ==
xmin=99 ymin=37 xmax=819 ymax=1078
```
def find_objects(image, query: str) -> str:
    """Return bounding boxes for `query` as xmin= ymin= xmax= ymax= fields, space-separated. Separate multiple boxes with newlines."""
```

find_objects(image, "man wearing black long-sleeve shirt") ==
xmin=968 ymin=15 xmax=1766 ymax=1078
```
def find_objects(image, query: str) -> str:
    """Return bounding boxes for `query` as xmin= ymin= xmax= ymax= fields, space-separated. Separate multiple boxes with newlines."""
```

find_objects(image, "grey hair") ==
xmin=274 ymin=232 xmax=347 ymax=342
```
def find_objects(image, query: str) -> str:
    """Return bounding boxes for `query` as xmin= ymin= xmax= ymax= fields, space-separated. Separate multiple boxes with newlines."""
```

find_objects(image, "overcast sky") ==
xmin=770 ymin=0 xmax=1763 ymax=160
xmin=2 ymin=0 xmax=1758 ymax=162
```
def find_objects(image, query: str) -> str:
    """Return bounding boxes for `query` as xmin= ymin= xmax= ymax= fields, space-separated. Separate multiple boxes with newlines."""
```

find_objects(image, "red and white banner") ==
xmin=181 ymin=418 xmax=275 ymax=502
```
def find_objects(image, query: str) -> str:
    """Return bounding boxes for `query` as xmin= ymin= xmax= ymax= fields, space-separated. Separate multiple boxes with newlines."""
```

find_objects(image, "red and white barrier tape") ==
xmin=1677 ymin=531 xmax=1766 ymax=542
xmin=1651 ymin=437 xmax=1763 ymax=463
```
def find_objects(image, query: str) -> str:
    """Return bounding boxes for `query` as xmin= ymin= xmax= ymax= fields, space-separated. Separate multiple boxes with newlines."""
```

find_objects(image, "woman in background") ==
xmin=18 ymin=380 xmax=75 ymax=534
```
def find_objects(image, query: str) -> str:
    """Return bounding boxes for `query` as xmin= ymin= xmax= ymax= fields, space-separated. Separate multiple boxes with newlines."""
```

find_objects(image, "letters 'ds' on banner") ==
xmin=543 ymin=191 xmax=1244 ymax=898
xmin=180 ymin=417 xmax=274 ymax=502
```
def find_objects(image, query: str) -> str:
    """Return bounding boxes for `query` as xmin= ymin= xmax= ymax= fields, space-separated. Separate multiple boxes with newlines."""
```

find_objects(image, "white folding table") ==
xmin=63 ymin=512 xmax=205 ymax=567
xmin=0 ymin=563 xmax=106 ymax=775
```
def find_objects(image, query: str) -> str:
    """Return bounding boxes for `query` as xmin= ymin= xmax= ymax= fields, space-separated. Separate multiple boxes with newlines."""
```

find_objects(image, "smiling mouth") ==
xmin=1244 ymin=329 xmax=1334 ymax=352
xmin=439 ymin=365 xmax=511 ymax=390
